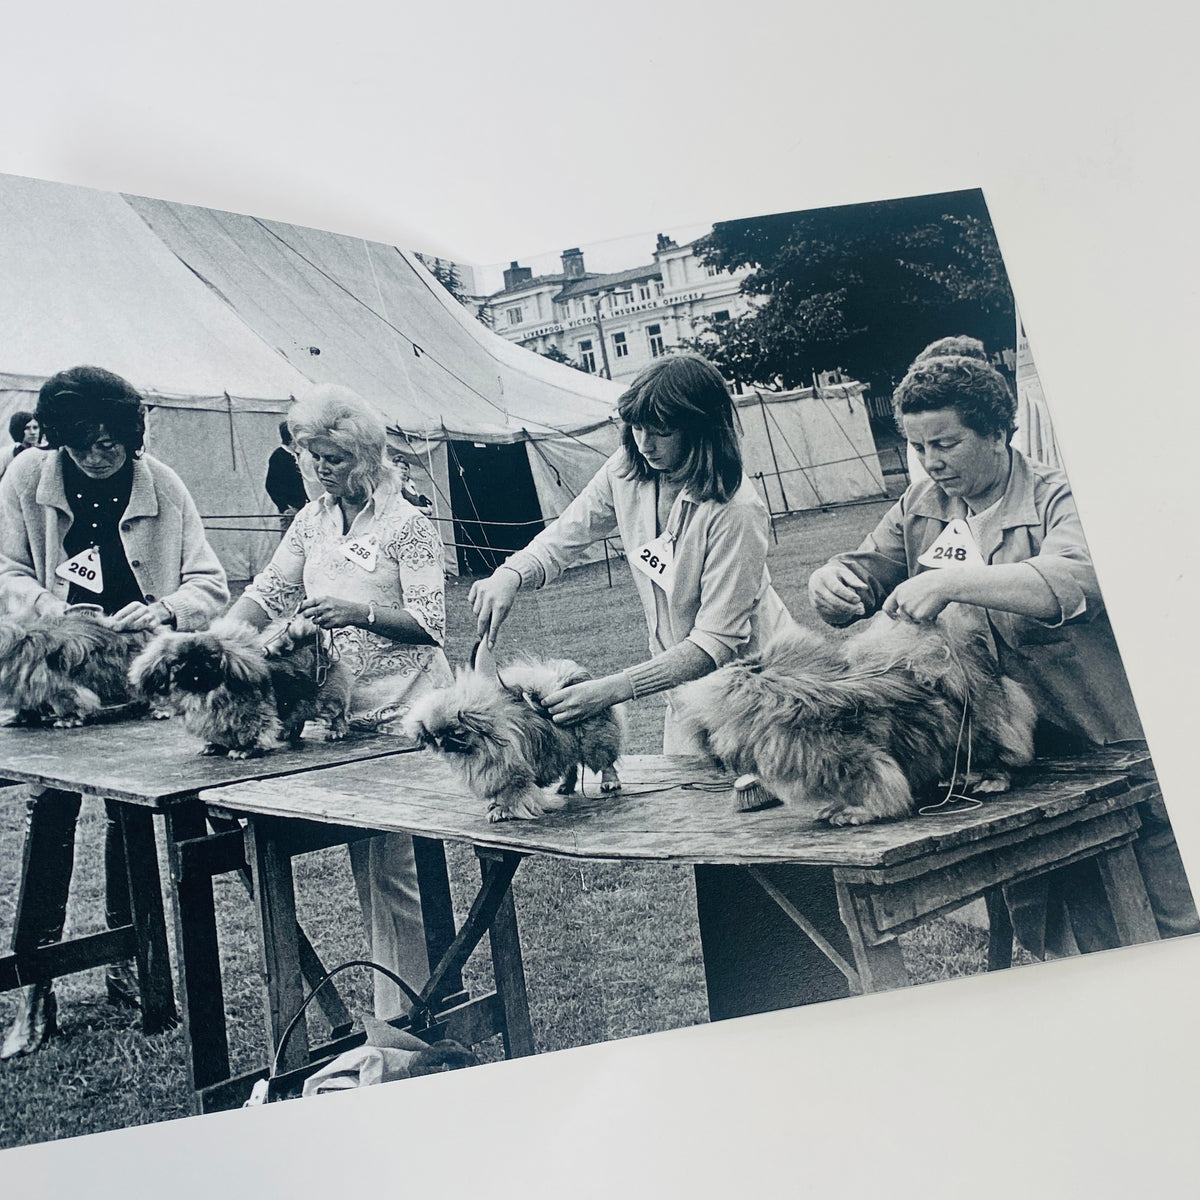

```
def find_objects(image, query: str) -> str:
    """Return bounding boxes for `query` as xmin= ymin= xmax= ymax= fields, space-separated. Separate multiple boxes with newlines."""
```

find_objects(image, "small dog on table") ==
xmin=673 ymin=615 xmax=1038 ymax=826
xmin=404 ymin=642 xmax=623 ymax=822
xmin=128 ymin=615 xmax=353 ymax=758
xmin=0 ymin=606 xmax=154 ymax=727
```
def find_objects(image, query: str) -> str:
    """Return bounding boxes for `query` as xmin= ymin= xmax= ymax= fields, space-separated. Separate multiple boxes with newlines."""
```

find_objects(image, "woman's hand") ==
xmin=469 ymin=567 xmax=521 ymax=649
xmin=808 ymin=562 xmax=869 ymax=626
xmin=110 ymin=601 xmax=172 ymax=632
xmin=298 ymin=594 xmax=367 ymax=630
xmin=882 ymin=572 xmax=954 ymax=624
xmin=542 ymin=675 xmax=631 ymax=726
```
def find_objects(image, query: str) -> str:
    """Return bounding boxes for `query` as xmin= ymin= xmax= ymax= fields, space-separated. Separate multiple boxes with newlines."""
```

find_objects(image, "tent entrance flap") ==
xmin=448 ymin=440 xmax=545 ymax=575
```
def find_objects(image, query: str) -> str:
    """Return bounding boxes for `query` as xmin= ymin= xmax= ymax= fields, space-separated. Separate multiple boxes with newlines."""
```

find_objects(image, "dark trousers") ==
xmin=11 ymin=788 xmax=131 ymax=974
xmin=694 ymin=863 xmax=853 ymax=1021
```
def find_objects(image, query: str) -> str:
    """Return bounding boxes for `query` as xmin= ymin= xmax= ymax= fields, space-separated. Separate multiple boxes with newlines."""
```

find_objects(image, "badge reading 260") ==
xmin=639 ymin=548 xmax=667 ymax=575
xmin=67 ymin=560 xmax=98 ymax=582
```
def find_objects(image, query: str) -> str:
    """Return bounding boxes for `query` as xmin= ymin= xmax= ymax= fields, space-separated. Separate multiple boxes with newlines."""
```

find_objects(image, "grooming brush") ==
xmin=733 ymin=773 xmax=782 ymax=812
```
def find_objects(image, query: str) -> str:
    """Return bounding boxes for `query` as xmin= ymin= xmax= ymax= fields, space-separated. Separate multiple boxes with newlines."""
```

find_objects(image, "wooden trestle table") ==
xmin=201 ymin=744 xmax=1164 ymax=1100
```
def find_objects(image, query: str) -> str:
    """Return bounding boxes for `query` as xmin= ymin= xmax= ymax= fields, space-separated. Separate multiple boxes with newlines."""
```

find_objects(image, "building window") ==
xmin=654 ymin=282 xmax=664 ymax=297
xmin=612 ymin=331 xmax=628 ymax=359
xmin=506 ymin=306 xmax=523 ymax=326
xmin=646 ymin=324 xmax=664 ymax=358
xmin=704 ymin=264 xmax=720 ymax=277
xmin=712 ymin=310 xmax=731 ymax=323
xmin=578 ymin=339 xmax=596 ymax=372
xmin=638 ymin=284 xmax=652 ymax=301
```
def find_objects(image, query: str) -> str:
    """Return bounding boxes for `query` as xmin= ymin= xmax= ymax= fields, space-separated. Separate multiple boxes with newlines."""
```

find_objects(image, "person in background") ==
xmin=0 ymin=365 xmax=229 ymax=1057
xmin=386 ymin=443 xmax=434 ymax=517
xmin=0 ymin=411 xmax=42 ymax=483
xmin=808 ymin=347 xmax=1199 ymax=954
xmin=226 ymin=386 xmax=453 ymax=1021
xmin=265 ymin=419 xmax=309 ymax=530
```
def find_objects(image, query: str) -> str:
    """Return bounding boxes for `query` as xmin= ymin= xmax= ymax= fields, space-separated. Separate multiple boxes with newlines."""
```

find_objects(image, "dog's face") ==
xmin=405 ymin=676 xmax=512 ymax=758
xmin=129 ymin=629 xmax=270 ymax=700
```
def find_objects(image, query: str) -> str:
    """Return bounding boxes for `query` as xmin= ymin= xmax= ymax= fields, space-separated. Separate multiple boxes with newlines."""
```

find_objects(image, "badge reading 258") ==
xmin=341 ymin=535 xmax=378 ymax=572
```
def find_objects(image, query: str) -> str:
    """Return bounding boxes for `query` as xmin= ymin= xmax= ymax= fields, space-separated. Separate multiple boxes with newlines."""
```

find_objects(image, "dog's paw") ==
xmin=150 ymin=706 xmax=173 ymax=721
xmin=227 ymin=747 xmax=263 ymax=760
xmin=555 ymin=780 xmax=577 ymax=796
xmin=199 ymin=743 xmax=227 ymax=757
xmin=971 ymin=772 xmax=1011 ymax=795
xmin=52 ymin=715 xmax=85 ymax=729
xmin=815 ymin=801 xmax=878 ymax=827
xmin=599 ymin=768 xmax=622 ymax=793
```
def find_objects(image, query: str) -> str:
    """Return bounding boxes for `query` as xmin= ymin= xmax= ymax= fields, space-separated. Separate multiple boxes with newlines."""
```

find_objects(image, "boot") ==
xmin=1 ymin=982 xmax=58 ymax=1060
xmin=104 ymin=961 xmax=141 ymax=1011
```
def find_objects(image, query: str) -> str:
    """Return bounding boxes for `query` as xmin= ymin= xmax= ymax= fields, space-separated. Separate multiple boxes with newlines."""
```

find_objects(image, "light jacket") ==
xmin=0 ymin=447 xmax=228 ymax=630
xmin=832 ymin=449 xmax=1142 ymax=744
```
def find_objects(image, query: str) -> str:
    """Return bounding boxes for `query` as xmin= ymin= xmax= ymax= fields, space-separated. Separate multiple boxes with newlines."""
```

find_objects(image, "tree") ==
xmin=690 ymin=190 xmax=1016 ymax=397
xmin=417 ymin=253 xmax=493 ymax=327
xmin=537 ymin=343 xmax=590 ymax=373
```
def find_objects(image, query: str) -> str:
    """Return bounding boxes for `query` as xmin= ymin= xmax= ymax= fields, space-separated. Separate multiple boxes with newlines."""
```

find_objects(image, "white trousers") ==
xmin=348 ymin=832 xmax=431 ymax=1020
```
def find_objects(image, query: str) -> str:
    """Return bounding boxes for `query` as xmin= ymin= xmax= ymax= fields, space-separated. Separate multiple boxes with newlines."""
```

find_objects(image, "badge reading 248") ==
xmin=55 ymin=546 xmax=104 ymax=593
xmin=916 ymin=518 xmax=985 ymax=570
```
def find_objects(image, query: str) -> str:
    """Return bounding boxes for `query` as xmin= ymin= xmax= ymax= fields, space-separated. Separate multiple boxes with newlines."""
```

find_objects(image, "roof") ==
xmin=555 ymin=261 xmax=662 ymax=301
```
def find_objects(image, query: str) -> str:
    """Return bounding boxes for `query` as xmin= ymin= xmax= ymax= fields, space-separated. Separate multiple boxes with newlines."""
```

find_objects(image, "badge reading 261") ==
xmin=639 ymin=547 xmax=667 ymax=575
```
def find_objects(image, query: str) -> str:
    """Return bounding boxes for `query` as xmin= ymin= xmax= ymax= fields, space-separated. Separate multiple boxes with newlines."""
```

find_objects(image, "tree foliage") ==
xmin=537 ymin=343 xmax=590 ymax=373
xmin=690 ymin=190 xmax=1016 ymax=396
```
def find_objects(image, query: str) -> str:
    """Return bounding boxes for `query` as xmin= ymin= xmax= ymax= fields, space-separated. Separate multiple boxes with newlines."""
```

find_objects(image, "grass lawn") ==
xmin=0 ymin=497 xmax=1023 ymax=1150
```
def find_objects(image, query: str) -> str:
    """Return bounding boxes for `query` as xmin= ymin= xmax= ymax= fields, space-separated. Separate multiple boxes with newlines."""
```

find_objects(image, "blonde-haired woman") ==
xmin=228 ymin=385 xmax=452 ymax=1019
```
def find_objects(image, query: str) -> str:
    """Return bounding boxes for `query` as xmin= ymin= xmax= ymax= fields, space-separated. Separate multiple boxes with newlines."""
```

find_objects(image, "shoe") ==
xmin=1 ymin=982 xmax=58 ymax=1060
xmin=105 ymin=962 xmax=142 ymax=1011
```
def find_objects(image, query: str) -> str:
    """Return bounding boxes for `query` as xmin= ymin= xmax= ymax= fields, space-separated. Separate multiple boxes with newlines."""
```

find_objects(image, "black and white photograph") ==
xmin=2 ymin=3 xmax=1200 ymax=1197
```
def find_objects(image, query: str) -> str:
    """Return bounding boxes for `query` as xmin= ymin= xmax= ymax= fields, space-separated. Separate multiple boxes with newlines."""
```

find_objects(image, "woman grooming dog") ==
xmin=0 ymin=365 xmax=229 ymax=1057
xmin=470 ymin=354 xmax=858 ymax=1020
xmin=225 ymin=385 xmax=453 ymax=1023
xmin=808 ymin=344 xmax=1199 ymax=953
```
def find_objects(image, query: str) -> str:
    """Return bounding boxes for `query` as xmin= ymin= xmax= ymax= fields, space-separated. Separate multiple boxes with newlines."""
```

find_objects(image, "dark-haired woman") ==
xmin=809 ymin=350 xmax=1198 ymax=953
xmin=0 ymin=365 xmax=228 ymax=1057
xmin=471 ymin=355 xmax=860 ymax=1020
xmin=471 ymin=353 xmax=791 ymax=738
xmin=0 ymin=411 xmax=42 ymax=484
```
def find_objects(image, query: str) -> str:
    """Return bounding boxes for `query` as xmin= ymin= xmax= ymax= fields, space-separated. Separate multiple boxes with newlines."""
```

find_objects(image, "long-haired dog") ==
xmin=128 ymin=616 xmax=353 ymax=757
xmin=0 ymin=607 xmax=153 ymax=726
xmin=673 ymin=615 xmax=1039 ymax=826
xmin=404 ymin=648 xmax=624 ymax=822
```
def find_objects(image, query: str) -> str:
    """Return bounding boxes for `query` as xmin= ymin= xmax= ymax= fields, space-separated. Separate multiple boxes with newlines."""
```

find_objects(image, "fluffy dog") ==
xmin=0 ymin=607 xmax=153 ymax=727
xmin=404 ymin=652 xmax=624 ymax=822
xmin=128 ymin=617 xmax=353 ymax=757
xmin=673 ymin=615 xmax=1039 ymax=826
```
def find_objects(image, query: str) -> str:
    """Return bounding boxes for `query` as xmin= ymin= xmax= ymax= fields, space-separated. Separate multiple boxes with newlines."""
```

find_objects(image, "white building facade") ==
xmin=478 ymin=234 xmax=755 ymax=383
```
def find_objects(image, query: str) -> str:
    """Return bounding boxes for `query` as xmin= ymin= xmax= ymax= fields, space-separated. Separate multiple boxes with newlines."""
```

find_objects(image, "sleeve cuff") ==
xmin=685 ymin=630 xmax=738 ymax=668
xmin=1026 ymin=561 xmax=1087 ymax=627
xmin=501 ymin=552 xmax=546 ymax=590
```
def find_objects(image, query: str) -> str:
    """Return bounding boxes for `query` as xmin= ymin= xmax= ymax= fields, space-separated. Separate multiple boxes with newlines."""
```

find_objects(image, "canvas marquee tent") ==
xmin=0 ymin=172 xmax=622 ymax=579
xmin=0 ymin=171 xmax=886 ymax=584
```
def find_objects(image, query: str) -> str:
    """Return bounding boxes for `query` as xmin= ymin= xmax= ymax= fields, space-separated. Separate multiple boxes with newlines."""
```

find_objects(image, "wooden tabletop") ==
xmin=0 ymin=718 xmax=407 ymax=806
xmin=201 ymin=745 xmax=1157 ymax=870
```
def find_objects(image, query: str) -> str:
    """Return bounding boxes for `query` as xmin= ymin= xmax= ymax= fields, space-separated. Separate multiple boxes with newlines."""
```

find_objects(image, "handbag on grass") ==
xmin=243 ymin=960 xmax=478 ymax=1106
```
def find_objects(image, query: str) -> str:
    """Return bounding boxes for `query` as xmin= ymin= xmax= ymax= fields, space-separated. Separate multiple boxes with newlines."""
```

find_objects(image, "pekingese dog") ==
xmin=0 ymin=607 xmax=153 ymax=727
xmin=128 ymin=616 xmax=353 ymax=758
xmin=404 ymin=649 xmax=624 ymax=822
xmin=673 ymin=615 xmax=1039 ymax=826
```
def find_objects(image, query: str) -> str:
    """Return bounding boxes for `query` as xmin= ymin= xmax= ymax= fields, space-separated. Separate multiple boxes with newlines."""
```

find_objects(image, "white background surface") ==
xmin=4 ymin=3 xmax=1199 ymax=1195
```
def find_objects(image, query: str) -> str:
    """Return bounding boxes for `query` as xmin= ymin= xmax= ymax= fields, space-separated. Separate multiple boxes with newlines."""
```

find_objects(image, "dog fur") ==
xmin=673 ymin=615 xmax=1039 ymax=826
xmin=404 ymin=655 xmax=624 ymax=822
xmin=0 ymin=607 xmax=153 ymax=727
xmin=128 ymin=616 xmax=353 ymax=757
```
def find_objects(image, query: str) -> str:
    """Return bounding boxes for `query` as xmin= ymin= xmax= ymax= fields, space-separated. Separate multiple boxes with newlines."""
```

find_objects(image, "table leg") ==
xmin=413 ymin=836 xmax=464 ymax=1000
xmin=164 ymin=805 xmax=229 ymax=1098
xmin=477 ymin=848 xmax=534 ymax=1059
xmin=834 ymin=878 xmax=909 ymax=994
xmin=984 ymin=886 xmax=1014 ymax=971
xmin=244 ymin=818 xmax=308 ymax=1075
xmin=1096 ymin=843 xmax=1161 ymax=946
xmin=116 ymin=804 xmax=178 ymax=1034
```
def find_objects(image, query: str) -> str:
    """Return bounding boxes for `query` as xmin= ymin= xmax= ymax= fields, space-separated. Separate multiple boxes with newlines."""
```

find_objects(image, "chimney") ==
xmin=561 ymin=247 xmax=586 ymax=279
xmin=503 ymin=260 xmax=533 ymax=290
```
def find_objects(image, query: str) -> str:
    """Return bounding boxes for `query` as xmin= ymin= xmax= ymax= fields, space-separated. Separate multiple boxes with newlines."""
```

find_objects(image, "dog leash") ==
xmin=917 ymin=638 xmax=983 ymax=817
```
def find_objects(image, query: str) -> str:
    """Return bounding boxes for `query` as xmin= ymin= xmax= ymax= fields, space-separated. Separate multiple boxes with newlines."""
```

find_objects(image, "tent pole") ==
xmin=225 ymin=393 xmax=236 ymax=470
xmin=756 ymin=392 xmax=789 ymax=513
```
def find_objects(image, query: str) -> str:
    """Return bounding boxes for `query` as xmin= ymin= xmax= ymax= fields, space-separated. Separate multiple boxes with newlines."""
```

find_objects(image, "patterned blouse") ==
xmin=241 ymin=472 xmax=453 ymax=733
